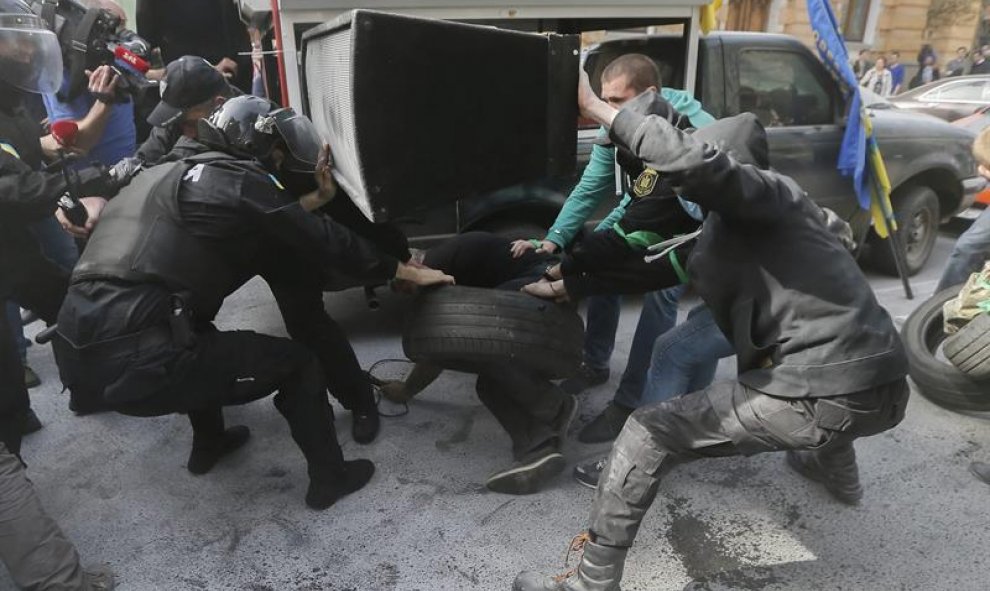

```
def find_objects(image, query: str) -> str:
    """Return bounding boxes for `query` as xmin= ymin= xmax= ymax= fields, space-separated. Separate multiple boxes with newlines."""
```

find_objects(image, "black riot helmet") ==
xmin=0 ymin=0 xmax=63 ymax=94
xmin=197 ymin=95 xmax=323 ymax=173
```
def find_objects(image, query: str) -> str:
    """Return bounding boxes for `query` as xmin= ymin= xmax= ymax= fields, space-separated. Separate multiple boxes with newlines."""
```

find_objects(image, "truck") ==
xmin=268 ymin=0 xmax=983 ymax=275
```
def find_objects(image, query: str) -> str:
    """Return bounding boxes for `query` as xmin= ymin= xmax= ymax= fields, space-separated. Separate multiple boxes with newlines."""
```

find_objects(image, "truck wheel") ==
xmin=866 ymin=186 xmax=940 ymax=276
xmin=403 ymin=285 xmax=583 ymax=379
xmin=902 ymin=284 xmax=990 ymax=411
xmin=943 ymin=313 xmax=990 ymax=380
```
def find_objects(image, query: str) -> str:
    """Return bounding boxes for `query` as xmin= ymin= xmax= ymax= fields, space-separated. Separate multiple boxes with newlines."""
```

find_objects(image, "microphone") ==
xmin=50 ymin=120 xmax=87 ymax=227
xmin=51 ymin=119 xmax=79 ymax=148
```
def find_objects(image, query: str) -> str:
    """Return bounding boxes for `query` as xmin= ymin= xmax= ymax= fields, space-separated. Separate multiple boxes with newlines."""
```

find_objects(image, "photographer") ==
xmin=0 ymin=1 xmax=115 ymax=587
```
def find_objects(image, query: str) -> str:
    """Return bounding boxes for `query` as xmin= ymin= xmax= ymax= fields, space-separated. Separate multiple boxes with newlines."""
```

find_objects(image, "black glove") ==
xmin=108 ymin=157 xmax=143 ymax=190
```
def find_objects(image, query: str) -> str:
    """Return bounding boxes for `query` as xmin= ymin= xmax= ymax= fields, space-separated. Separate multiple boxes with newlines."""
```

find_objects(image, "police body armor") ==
xmin=72 ymin=151 xmax=252 ymax=321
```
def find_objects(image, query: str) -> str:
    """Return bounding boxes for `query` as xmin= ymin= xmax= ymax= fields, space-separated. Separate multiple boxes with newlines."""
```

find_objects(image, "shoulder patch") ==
xmin=0 ymin=142 xmax=21 ymax=160
xmin=632 ymin=168 xmax=658 ymax=198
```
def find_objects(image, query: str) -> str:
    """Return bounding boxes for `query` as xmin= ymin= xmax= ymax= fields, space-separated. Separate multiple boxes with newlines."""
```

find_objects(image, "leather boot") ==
xmin=513 ymin=535 xmax=626 ymax=591
xmin=786 ymin=442 xmax=863 ymax=505
xmin=306 ymin=459 xmax=375 ymax=510
xmin=187 ymin=409 xmax=251 ymax=475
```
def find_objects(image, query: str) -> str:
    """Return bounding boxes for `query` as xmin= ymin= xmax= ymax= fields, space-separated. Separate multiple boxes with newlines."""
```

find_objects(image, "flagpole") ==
xmin=867 ymin=170 xmax=914 ymax=300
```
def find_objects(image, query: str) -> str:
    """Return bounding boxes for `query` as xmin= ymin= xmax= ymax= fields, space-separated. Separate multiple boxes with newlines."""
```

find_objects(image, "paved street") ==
xmin=8 ymin=228 xmax=990 ymax=591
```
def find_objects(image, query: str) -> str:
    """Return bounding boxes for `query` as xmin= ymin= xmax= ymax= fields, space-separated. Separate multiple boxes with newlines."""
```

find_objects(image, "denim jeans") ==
xmin=636 ymin=304 xmax=735 ymax=408
xmin=936 ymin=206 xmax=990 ymax=293
xmin=611 ymin=286 xmax=684 ymax=408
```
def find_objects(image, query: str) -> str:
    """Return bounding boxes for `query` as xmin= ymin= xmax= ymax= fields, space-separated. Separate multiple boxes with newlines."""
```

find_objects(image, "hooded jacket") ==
xmin=608 ymin=110 xmax=907 ymax=398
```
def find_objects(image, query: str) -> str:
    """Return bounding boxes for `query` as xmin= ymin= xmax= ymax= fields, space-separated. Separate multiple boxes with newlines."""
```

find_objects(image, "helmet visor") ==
xmin=272 ymin=108 xmax=323 ymax=173
xmin=0 ymin=14 xmax=63 ymax=94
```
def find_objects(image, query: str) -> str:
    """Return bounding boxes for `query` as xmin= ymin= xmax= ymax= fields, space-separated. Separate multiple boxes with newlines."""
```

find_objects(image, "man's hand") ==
xmin=521 ymin=278 xmax=569 ymax=303
xmin=578 ymin=68 xmax=618 ymax=128
xmin=87 ymin=66 xmax=118 ymax=103
xmin=299 ymin=144 xmax=337 ymax=211
xmin=57 ymin=196 xmax=107 ymax=238
xmin=394 ymin=262 xmax=455 ymax=287
xmin=509 ymin=238 xmax=558 ymax=258
xmin=215 ymin=57 xmax=238 ymax=79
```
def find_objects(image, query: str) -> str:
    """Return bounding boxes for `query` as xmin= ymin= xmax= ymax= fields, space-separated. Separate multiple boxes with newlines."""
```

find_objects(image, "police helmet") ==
xmin=197 ymin=95 xmax=323 ymax=173
xmin=0 ymin=0 xmax=63 ymax=94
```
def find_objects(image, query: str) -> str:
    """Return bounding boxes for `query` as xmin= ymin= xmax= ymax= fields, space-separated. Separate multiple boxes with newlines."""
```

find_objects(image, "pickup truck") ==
xmin=278 ymin=3 xmax=982 ymax=274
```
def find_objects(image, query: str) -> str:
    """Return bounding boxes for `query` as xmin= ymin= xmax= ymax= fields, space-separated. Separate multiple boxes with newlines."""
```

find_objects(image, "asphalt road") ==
xmin=8 ymin=228 xmax=990 ymax=591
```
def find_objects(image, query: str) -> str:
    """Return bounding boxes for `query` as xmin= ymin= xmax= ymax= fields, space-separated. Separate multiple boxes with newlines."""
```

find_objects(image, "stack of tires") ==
xmin=902 ymin=284 xmax=990 ymax=411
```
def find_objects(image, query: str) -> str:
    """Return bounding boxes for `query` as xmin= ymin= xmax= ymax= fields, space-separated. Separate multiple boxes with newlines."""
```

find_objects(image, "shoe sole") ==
xmin=486 ymin=452 xmax=566 ymax=495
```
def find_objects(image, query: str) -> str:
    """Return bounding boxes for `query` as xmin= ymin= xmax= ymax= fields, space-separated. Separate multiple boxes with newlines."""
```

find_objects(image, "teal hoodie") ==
xmin=544 ymin=88 xmax=714 ymax=249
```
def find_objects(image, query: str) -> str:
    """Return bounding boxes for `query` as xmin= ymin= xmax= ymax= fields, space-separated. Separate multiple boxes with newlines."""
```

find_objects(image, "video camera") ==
xmin=29 ymin=0 xmax=157 ymax=106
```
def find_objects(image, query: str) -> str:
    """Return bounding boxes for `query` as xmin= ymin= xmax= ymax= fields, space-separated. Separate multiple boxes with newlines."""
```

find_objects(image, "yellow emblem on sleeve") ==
xmin=632 ymin=168 xmax=658 ymax=198
xmin=0 ymin=142 xmax=21 ymax=160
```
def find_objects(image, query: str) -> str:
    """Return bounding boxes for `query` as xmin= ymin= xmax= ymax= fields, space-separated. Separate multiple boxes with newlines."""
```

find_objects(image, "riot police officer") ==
xmin=0 ymin=0 xmax=115 ymax=587
xmin=53 ymin=96 xmax=453 ymax=510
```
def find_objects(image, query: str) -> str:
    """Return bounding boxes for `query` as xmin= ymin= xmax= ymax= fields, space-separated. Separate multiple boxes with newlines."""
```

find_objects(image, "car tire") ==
xmin=902 ymin=284 xmax=990 ymax=411
xmin=402 ymin=285 xmax=583 ymax=379
xmin=866 ymin=185 xmax=940 ymax=276
xmin=943 ymin=313 xmax=990 ymax=380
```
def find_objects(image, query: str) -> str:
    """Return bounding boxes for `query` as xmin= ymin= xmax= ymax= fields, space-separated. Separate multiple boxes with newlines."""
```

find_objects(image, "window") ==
xmin=738 ymin=51 xmax=833 ymax=127
xmin=925 ymin=80 xmax=990 ymax=102
xmin=842 ymin=0 xmax=872 ymax=43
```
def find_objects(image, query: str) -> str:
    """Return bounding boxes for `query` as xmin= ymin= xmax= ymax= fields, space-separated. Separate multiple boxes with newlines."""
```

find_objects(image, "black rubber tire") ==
xmin=944 ymin=313 xmax=990 ymax=380
xmin=402 ymin=285 xmax=583 ymax=379
xmin=902 ymin=284 xmax=990 ymax=411
xmin=866 ymin=185 xmax=940 ymax=276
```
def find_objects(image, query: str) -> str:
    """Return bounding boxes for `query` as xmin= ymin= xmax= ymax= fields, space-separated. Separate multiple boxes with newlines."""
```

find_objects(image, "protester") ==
xmin=512 ymin=69 xmax=909 ymax=591
xmin=970 ymin=46 xmax=990 ymax=75
xmin=917 ymin=43 xmax=937 ymax=69
xmin=946 ymin=46 xmax=969 ymax=77
xmin=888 ymin=51 xmax=905 ymax=94
xmin=0 ymin=1 xmax=116 ymax=586
xmin=851 ymin=48 xmax=873 ymax=77
xmin=510 ymin=54 xmax=714 ymax=427
xmin=910 ymin=54 xmax=941 ymax=89
xmin=861 ymin=56 xmax=893 ymax=96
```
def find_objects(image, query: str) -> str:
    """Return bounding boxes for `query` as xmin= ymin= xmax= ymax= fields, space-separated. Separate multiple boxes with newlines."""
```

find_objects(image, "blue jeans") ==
xmin=937 ymin=207 xmax=990 ymax=293
xmin=611 ymin=286 xmax=684 ymax=408
xmin=638 ymin=304 xmax=735 ymax=407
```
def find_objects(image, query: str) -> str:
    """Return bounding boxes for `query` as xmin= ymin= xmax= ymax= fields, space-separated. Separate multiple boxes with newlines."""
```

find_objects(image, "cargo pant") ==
xmin=587 ymin=378 xmax=909 ymax=547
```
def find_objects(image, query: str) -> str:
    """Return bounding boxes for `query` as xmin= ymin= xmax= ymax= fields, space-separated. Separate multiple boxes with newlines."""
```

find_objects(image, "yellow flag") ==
xmin=701 ymin=0 xmax=722 ymax=34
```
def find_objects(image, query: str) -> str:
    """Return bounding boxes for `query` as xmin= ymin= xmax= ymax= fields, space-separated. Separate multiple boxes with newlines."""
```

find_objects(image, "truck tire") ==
xmin=403 ymin=285 xmax=583 ymax=379
xmin=902 ymin=284 xmax=990 ymax=411
xmin=943 ymin=313 xmax=990 ymax=380
xmin=866 ymin=185 xmax=940 ymax=276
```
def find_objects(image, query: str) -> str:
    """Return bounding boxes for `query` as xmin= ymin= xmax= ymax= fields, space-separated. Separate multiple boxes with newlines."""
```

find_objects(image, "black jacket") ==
xmin=609 ymin=110 xmax=907 ymax=398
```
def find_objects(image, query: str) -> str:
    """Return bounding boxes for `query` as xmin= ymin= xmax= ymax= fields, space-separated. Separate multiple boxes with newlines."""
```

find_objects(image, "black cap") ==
xmin=147 ymin=56 xmax=229 ymax=127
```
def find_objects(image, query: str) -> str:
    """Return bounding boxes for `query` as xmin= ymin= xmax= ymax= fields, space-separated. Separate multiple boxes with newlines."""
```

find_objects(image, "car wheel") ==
xmin=902 ymin=283 xmax=990 ymax=411
xmin=943 ymin=313 xmax=990 ymax=380
xmin=403 ymin=285 xmax=583 ymax=379
xmin=866 ymin=185 xmax=940 ymax=276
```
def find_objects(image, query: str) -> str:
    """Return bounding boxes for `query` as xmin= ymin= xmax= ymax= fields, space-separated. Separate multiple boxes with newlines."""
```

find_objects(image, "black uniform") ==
xmin=53 ymin=147 xmax=399 ymax=489
xmin=0 ymin=90 xmax=111 ymax=455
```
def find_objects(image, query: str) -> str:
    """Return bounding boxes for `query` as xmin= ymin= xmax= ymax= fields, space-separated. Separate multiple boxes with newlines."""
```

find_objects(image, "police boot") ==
xmin=513 ymin=534 xmax=626 ymax=591
xmin=187 ymin=409 xmax=251 ymax=475
xmin=786 ymin=441 xmax=863 ymax=505
xmin=306 ymin=459 xmax=376 ymax=510
xmin=351 ymin=408 xmax=380 ymax=445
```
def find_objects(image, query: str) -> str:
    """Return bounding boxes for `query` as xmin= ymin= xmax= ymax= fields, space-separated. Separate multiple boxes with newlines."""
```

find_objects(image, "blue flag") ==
xmin=807 ymin=0 xmax=870 ymax=210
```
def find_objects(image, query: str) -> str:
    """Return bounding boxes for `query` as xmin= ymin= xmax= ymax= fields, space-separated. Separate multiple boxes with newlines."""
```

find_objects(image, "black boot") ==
xmin=513 ymin=535 xmax=627 ymax=591
xmin=306 ymin=459 xmax=376 ymax=510
xmin=577 ymin=403 xmax=632 ymax=444
xmin=21 ymin=408 xmax=42 ymax=435
xmin=187 ymin=409 xmax=251 ymax=475
xmin=786 ymin=442 xmax=863 ymax=505
xmin=351 ymin=409 xmax=380 ymax=444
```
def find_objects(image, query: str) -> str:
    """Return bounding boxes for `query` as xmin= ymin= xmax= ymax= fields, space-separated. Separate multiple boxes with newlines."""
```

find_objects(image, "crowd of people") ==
xmin=3 ymin=0 xmax=990 ymax=590
xmin=854 ymin=42 xmax=990 ymax=98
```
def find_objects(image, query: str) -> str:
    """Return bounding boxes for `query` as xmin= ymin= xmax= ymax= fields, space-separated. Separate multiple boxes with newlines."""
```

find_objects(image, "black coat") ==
xmin=608 ymin=110 xmax=907 ymax=398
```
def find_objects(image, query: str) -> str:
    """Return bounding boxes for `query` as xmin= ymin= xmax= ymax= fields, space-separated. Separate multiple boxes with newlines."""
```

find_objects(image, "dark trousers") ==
xmin=267 ymin=280 xmax=374 ymax=413
xmin=59 ymin=329 xmax=346 ymax=479
xmin=475 ymin=363 xmax=568 ymax=460
xmin=589 ymin=378 xmax=909 ymax=547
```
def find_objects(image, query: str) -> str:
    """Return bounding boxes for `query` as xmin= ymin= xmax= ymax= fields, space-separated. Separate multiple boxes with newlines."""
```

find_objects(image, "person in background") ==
xmin=970 ymin=46 xmax=990 ymax=75
xmin=860 ymin=56 xmax=893 ymax=97
xmin=852 ymin=48 xmax=873 ymax=77
xmin=917 ymin=43 xmax=937 ymax=70
xmin=888 ymin=51 xmax=905 ymax=94
xmin=910 ymin=54 xmax=941 ymax=89
xmin=137 ymin=0 xmax=253 ymax=94
xmin=946 ymin=46 xmax=970 ymax=77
